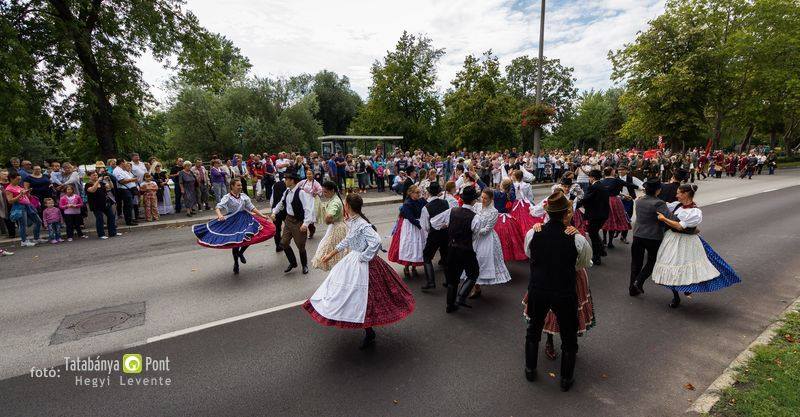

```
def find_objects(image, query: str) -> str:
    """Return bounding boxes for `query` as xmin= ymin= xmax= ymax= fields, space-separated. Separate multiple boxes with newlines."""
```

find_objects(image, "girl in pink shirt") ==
xmin=59 ymin=185 xmax=86 ymax=240
xmin=42 ymin=197 xmax=63 ymax=243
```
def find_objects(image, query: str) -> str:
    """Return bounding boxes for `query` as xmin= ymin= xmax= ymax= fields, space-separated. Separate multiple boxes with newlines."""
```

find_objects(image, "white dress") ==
xmin=651 ymin=203 xmax=719 ymax=286
xmin=308 ymin=217 xmax=381 ymax=324
xmin=462 ymin=204 xmax=511 ymax=285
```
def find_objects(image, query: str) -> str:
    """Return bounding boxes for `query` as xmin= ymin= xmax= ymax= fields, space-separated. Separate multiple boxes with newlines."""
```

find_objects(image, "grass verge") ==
xmin=708 ymin=310 xmax=800 ymax=417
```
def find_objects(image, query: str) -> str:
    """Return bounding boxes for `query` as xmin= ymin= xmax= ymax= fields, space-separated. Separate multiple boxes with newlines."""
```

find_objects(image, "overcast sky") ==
xmin=139 ymin=0 xmax=665 ymax=102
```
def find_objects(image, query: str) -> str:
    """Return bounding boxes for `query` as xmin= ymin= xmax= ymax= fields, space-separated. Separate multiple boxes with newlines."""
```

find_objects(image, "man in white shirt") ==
xmin=129 ymin=153 xmax=147 ymax=219
xmin=113 ymin=160 xmax=138 ymax=225
xmin=275 ymin=152 xmax=291 ymax=180
xmin=272 ymin=171 xmax=314 ymax=274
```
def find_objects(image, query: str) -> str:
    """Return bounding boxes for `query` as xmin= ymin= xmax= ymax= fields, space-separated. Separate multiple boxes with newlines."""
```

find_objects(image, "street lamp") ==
xmin=533 ymin=0 xmax=546 ymax=155
xmin=236 ymin=125 xmax=244 ymax=155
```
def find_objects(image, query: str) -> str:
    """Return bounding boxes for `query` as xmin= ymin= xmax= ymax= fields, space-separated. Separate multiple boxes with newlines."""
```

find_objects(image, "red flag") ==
xmin=704 ymin=138 xmax=712 ymax=157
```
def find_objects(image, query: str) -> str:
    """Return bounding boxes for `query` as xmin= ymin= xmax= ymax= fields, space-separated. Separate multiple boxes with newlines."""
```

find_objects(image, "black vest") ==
xmin=279 ymin=187 xmax=305 ymax=222
xmin=448 ymin=207 xmax=476 ymax=250
xmin=624 ymin=174 xmax=637 ymax=199
xmin=528 ymin=221 xmax=578 ymax=293
xmin=425 ymin=199 xmax=449 ymax=228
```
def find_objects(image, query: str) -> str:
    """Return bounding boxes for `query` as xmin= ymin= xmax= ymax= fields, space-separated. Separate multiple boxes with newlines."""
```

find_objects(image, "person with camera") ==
xmin=86 ymin=167 xmax=119 ymax=239
xmin=5 ymin=172 xmax=43 ymax=247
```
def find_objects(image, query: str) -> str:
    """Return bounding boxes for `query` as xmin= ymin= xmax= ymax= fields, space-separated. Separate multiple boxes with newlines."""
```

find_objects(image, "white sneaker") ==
xmin=113 ymin=232 xmax=123 ymax=237
xmin=100 ymin=236 xmax=109 ymax=240
xmin=67 ymin=238 xmax=73 ymax=242
xmin=21 ymin=240 xmax=36 ymax=247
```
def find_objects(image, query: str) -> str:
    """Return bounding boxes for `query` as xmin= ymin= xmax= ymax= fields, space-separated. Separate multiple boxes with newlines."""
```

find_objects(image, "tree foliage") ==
xmin=506 ymin=56 xmax=578 ymax=124
xmin=350 ymin=31 xmax=444 ymax=150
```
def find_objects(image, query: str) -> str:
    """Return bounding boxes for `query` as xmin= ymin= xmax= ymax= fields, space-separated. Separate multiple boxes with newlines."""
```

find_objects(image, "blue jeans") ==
xmin=15 ymin=205 xmax=41 ymax=242
xmin=94 ymin=205 xmax=117 ymax=238
xmin=47 ymin=223 xmax=62 ymax=241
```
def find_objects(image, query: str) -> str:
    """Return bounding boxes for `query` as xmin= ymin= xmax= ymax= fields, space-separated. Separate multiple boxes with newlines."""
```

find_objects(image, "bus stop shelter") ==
xmin=318 ymin=135 xmax=403 ymax=159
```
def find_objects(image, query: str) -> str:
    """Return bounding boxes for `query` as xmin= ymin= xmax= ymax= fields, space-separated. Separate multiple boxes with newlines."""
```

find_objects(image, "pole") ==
xmin=533 ymin=0 xmax=545 ymax=155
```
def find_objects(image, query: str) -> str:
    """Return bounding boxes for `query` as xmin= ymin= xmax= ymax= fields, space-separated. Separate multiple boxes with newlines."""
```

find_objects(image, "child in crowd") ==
xmin=139 ymin=173 xmax=160 ymax=221
xmin=59 ymin=185 xmax=86 ymax=241
xmin=42 ymin=197 xmax=63 ymax=243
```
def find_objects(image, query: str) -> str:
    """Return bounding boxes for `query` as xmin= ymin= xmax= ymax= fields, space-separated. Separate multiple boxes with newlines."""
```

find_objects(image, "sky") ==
xmin=139 ymin=0 xmax=666 ymax=102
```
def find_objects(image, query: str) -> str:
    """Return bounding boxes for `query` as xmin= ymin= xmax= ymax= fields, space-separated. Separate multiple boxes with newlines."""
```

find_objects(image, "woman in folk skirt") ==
xmin=650 ymin=184 xmax=741 ymax=308
xmin=304 ymin=193 xmax=415 ymax=349
xmin=388 ymin=185 xmax=427 ymax=278
xmin=310 ymin=181 xmax=348 ymax=271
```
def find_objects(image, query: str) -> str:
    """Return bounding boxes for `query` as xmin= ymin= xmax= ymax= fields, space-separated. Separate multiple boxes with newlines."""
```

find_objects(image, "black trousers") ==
xmin=587 ymin=218 xmax=606 ymax=261
xmin=445 ymin=246 xmax=479 ymax=286
xmin=118 ymin=188 xmax=135 ymax=225
xmin=630 ymin=236 xmax=662 ymax=287
xmin=273 ymin=213 xmax=285 ymax=247
xmin=526 ymin=290 xmax=579 ymax=353
xmin=423 ymin=230 xmax=448 ymax=263
xmin=173 ymin=182 xmax=182 ymax=213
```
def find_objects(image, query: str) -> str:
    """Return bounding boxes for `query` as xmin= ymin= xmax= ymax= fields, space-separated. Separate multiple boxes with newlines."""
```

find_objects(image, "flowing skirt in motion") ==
xmin=462 ymin=229 xmax=511 ymax=285
xmin=387 ymin=217 xmax=426 ymax=266
xmin=510 ymin=200 xmax=539 ymax=233
xmin=311 ymin=222 xmax=349 ymax=271
xmin=192 ymin=211 xmax=276 ymax=248
xmin=653 ymin=231 xmax=741 ymax=293
xmin=494 ymin=213 xmax=527 ymax=261
xmin=303 ymin=252 xmax=415 ymax=328
xmin=602 ymin=196 xmax=631 ymax=231
xmin=543 ymin=268 xmax=595 ymax=335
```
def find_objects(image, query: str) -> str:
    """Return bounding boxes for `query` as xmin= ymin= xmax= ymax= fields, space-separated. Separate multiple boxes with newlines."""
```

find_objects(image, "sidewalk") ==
xmin=0 ymin=183 xmax=557 ymax=246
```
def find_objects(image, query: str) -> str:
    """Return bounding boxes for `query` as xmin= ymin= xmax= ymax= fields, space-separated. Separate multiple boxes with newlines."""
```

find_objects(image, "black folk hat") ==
xmin=460 ymin=186 xmax=479 ymax=204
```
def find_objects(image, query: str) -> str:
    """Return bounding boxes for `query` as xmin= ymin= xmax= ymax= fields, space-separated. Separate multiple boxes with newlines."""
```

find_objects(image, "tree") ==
xmin=441 ymin=51 xmax=520 ymax=150
xmin=171 ymin=32 xmax=252 ymax=93
xmin=308 ymin=70 xmax=362 ymax=135
xmin=2 ymin=0 xmax=223 ymax=159
xmin=350 ymin=32 xmax=445 ymax=150
xmin=549 ymin=89 xmax=626 ymax=151
xmin=505 ymin=55 xmax=578 ymax=124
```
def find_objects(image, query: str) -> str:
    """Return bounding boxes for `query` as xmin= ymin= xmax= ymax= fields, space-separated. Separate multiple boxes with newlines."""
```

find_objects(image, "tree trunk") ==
xmin=740 ymin=125 xmax=755 ymax=153
xmin=713 ymin=112 xmax=723 ymax=150
xmin=49 ymin=0 xmax=117 ymax=159
xmin=770 ymin=130 xmax=777 ymax=150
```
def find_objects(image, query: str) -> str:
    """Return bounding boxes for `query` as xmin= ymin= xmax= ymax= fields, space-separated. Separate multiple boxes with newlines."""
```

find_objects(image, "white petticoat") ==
xmin=308 ymin=251 xmax=369 ymax=324
xmin=398 ymin=219 xmax=426 ymax=264
xmin=651 ymin=230 xmax=719 ymax=286
xmin=462 ymin=230 xmax=511 ymax=285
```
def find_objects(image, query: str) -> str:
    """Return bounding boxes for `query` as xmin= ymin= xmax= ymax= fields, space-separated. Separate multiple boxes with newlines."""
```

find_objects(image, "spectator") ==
xmin=191 ymin=159 xmax=210 ymax=210
xmin=210 ymin=159 xmax=228 ymax=204
xmin=178 ymin=161 xmax=198 ymax=217
xmin=113 ymin=160 xmax=138 ymax=225
xmin=5 ymin=172 xmax=42 ymax=246
xmin=169 ymin=158 xmax=184 ymax=213
xmin=0 ymin=169 xmax=15 ymax=238
xmin=85 ymin=169 xmax=118 ymax=239
xmin=59 ymin=184 xmax=86 ymax=241
xmin=150 ymin=161 xmax=173 ymax=215
xmin=139 ymin=173 xmax=160 ymax=222
xmin=23 ymin=164 xmax=52 ymax=216
xmin=42 ymin=197 xmax=63 ymax=243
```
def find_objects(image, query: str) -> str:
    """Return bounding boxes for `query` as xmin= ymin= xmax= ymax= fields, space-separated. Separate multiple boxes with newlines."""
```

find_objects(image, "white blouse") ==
xmin=513 ymin=181 xmax=535 ymax=203
xmin=216 ymin=193 xmax=255 ymax=215
xmin=667 ymin=201 xmax=703 ymax=229
xmin=335 ymin=216 xmax=382 ymax=262
xmin=524 ymin=228 xmax=593 ymax=269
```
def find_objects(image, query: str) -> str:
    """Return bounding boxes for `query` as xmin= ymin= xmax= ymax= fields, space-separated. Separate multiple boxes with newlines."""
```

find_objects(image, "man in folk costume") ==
xmin=628 ymin=179 xmax=672 ymax=296
xmin=576 ymin=170 xmax=609 ymax=265
xmin=419 ymin=182 xmax=450 ymax=290
xmin=270 ymin=174 xmax=287 ymax=252
xmin=430 ymin=186 xmax=481 ymax=313
xmin=525 ymin=191 xmax=592 ymax=392
xmin=272 ymin=171 xmax=314 ymax=274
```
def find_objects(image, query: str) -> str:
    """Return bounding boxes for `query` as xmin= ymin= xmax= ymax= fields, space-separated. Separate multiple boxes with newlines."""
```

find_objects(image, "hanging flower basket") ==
xmin=521 ymin=103 xmax=556 ymax=128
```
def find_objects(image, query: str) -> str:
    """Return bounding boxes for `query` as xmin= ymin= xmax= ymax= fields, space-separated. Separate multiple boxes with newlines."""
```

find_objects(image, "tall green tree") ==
xmin=505 ymin=56 xmax=578 ymax=124
xmin=1 ymin=0 xmax=226 ymax=159
xmin=442 ymin=51 xmax=520 ymax=150
xmin=350 ymin=32 xmax=445 ymax=150
xmin=308 ymin=70 xmax=362 ymax=135
xmin=171 ymin=32 xmax=251 ymax=93
xmin=549 ymin=89 xmax=626 ymax=151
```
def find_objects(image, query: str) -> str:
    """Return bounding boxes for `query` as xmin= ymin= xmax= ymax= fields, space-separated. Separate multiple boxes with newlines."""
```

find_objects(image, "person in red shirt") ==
xmin=251 ymin=161 xmax=265 ymax=201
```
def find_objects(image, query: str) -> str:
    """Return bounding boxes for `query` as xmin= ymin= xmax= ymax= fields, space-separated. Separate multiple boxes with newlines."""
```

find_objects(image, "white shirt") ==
xmin=429 ymin=204 xmax=482 ymax=233
xmin=667 ymin=201 xmax=703 ymax=229
xmin=274 ymin=184 xmax=315 ymax=226
xmin=130 ymin=161 xmax=147 ymax=182
xmin=113 ymin=166 xmax=137 ymax=189
xmin=276 ymin=158 xmax=291 ymax=173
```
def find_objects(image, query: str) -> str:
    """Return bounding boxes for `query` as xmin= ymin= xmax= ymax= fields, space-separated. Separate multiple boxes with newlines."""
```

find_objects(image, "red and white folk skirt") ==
xmin=521 ymin=268 xmax=595 ymax=335
xmin=303 ymin=252 xmax=415 ymax=328
xmin=494 ymin=213 xmax=528 ymax=261
xmin=388 ymin=216 xmax=425 ymax=266
xmin=602 ymin=196 xmax=631 ymax=232
xmin=510 ymin=200 xmax=542 ymax=233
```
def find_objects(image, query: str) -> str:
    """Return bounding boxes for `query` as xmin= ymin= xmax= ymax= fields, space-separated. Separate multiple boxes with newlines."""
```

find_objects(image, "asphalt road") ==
xmin=1 ymin=173 xmax=799 ymax=416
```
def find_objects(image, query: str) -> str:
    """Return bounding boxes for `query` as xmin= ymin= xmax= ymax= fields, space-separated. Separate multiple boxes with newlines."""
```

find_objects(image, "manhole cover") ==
xmin=74 ymin=311 xmax=131 ymax=333
xmin=50 ymin=302 xmax=145 ymax=345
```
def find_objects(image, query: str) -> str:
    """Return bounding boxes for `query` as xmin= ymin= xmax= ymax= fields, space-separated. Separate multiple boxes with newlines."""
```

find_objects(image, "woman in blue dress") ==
xmin=193 ymin=179 xmax=275 ymax=274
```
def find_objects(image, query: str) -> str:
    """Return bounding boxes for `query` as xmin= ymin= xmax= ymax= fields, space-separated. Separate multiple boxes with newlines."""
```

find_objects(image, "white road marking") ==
xmin=145 ymin=300 xmax=306 ymax=344
xmin=712 ymin=197 xmax=737 ymax=204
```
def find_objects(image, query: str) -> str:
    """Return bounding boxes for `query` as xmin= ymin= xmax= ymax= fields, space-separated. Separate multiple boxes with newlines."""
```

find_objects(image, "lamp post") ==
xmin=533 ymin=0 xmax=546 ymax=155
xmin=236 ymin=126 xmax=244 ymax=155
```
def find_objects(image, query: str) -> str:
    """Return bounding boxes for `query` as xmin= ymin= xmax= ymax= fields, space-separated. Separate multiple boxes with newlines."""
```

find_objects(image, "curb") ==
xmin=687 ymin=289 xmax=800 ymax=414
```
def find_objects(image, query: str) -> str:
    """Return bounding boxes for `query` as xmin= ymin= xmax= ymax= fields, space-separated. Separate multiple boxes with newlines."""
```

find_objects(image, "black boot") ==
xmin=232 ymin=249 xmax=240 ymax=274
xmin=559 ymin=351 xmax=577 ymax=392
xmin=525 ymin=340 xmax=539 ymax=382
xmin=456 ymin=279 xmax=476 ymax=308
xmin=284 ymin=247 xmax=298 ymax=273
xmin=299 ymin=251 xmax=309 ymax=275
xmin=359 ymin=327 xmax=376 ymax=350
xmin=629 ymin=273 xmax=642 ymax=296
xmin=421 ymin=262 xmax=436 ymax=290
xmin=446 ymin=285 xmax=459 ymax=313
xmin=238 ymin=246 xmax=248 ymax=264
xmin=669 ymin=290 xmax=681 ymax=308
